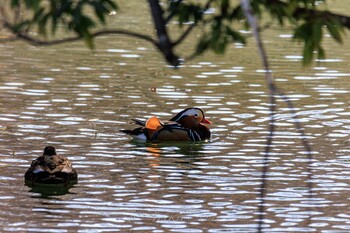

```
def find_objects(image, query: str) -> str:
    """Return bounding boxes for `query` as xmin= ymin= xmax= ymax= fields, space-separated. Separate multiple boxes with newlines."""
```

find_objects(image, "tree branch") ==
xmin=240 ymin=1 xmax=314 ymax=232
xmin=1 ymin=17 xmax=158 ymax=48
xmin=240 ymin=2 xmax=275 ymax=232
xmin=172 ymin=24 xmax=195 ymax=47
xmin=172 ymin=0 xmax=214 ymax=47
xmin=164 ymin=0 xmax=184 ymax=23
xmin=148 ymin=0 xmax=180 ymax=67
xmin=275 ymin=88 xmax=313 ymax=194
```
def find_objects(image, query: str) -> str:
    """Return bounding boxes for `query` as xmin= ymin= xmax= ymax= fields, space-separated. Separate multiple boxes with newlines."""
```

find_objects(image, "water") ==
xmin=1 ymin=1 xmax=350 ymax=232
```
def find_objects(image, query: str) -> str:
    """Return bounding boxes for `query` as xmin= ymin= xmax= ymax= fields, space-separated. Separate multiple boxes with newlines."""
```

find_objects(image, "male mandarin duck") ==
xmin=120 ymin=107 xmax=212 ymax=142
xmin=25 ymin=146 xmax=78 ymax=185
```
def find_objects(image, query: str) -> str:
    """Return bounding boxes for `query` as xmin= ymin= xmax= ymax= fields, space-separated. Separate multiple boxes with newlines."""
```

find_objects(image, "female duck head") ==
xmin=43 ymin=146 xmax=57 ymax=156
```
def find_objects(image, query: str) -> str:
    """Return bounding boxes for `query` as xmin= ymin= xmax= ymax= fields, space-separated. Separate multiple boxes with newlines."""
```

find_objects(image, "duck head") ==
xmin=170 ymin=107 xmax=212 ymax=125
xmin=43 ymin=146 xmax=57 ymax=156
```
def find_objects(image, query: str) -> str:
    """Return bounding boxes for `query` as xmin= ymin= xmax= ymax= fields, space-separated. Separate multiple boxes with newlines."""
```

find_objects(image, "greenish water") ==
xmin=0 ymin=1 xmax=350 ymax=232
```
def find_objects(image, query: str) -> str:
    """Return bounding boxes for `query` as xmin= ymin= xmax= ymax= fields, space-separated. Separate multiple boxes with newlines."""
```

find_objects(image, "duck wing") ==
xmin=151 ymin=125 xmax=201 ymax=141
xmin=29 ymin=155 xmax=74 ymax=174
xmin=131 ymin=118 xmax=180 ymax=127
xmin=27 ymin=155 xmax=51 ymax=174
xmin=121 ymin=116 xmax=205 ymax=141
xmin=50 ymin=155 xmax=74 ymax=173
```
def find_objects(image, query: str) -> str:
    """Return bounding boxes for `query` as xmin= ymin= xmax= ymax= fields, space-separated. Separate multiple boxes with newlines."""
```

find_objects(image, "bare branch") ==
xmin=1 ymin=18 xmax=158 ymax=48
xmin=172 ymin=0 xmax=214 ymax=47
xmin=275 ymin=88 xmax=313 ymax=194
xmin=172 ymin=24 xmax=195 ymax=47
xmin=148 ymin=0 xmax=180 ymax=66
xmin=240 ymin=1 xmax=315 ymax=232
xmin=164 ymin=0 xmax=184 ymax=23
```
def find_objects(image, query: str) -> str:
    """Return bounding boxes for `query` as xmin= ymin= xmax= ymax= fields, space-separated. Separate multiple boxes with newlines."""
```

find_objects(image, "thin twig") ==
xmin=240 ymin=1 xmax=314 ymax=232
xmin=275 ymin=88 xmax=313 ymax=196
xmin=172 ymin=24 xmax=195 ymax=47
xmin=0 ymin=5 xmax=157 ymax=47
xmin=172 ymin=0 xmax=214 ymax=47
xmin=164 ymin=0 xmax=184 ymax=23
xmin=240 ymin=2 xmax=275 ymax=231
xmin=148 ymin=0 xmax=180 ymax=66
xmin=2 ymin=19 xmax=158 ymax=47
xmin=184 ymin=23 xmax=272 ymax=62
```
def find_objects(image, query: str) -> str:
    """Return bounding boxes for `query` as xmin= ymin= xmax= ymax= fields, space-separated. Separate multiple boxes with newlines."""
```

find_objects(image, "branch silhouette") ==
xmin=240 ymin=1 xmax=314 ymax=232
xmin=1 ymin=20 xmax=157 ymax=47
xmin=148 ymin=0 xmax=180 ymax=66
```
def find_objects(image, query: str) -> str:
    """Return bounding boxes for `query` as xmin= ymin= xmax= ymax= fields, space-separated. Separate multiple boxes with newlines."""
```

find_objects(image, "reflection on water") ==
xmin=1 ymin=1 xmax=350 ymax=232
xmin=28 ymin=183 xmax=77 ymax=198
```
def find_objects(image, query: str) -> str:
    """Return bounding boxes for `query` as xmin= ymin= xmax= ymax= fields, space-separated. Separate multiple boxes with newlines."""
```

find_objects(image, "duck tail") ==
xmin=131 ymin=119 xmax=146 ymax=126
xmin=119 ymin=128 xmax=144 ymax=135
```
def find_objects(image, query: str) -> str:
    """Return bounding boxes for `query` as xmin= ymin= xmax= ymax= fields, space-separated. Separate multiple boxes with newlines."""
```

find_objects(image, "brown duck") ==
xmin=25 ymin=146 xmax=78 ymax=185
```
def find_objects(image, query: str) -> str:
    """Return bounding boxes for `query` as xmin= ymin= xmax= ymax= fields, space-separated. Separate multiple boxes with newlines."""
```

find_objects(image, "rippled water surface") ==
xmin=1 ymin=1 xmax=350 ymax=232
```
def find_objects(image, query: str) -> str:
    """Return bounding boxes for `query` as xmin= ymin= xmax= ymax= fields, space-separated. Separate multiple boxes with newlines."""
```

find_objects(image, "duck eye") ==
xmin=194 ymin=114 xmax=199 ymax=117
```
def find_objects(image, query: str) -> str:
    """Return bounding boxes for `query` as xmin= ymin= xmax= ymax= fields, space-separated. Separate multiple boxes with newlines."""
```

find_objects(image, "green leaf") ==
xmin=286 ymin=0 xmax=298 ymax=16
xmin=302 ymin=41 xmax=314 ymax=65
xmin=83 ymin=32 xmax=95 ymax=50
xmin=311 ymin=20 xmax=322 ymax=45
xmin=195 ymin=36 xmax=210 ymax=56
xmin=317 ymin=46 xmax=325 ymax=60
xmin=221 ymin=0 xmax=229 ymax=15
xmin=10 ymin=0 xmax=20 ymax=8
xmin=93 ymin=3 xmax=106 ymax=24
xmin=25 ymin=0 xmax=40 ymax=10
xmin=13 ymin=20 xmax=31 ymax=32
xmin=325 ymin=18 xmax=343 ymax=43
xmin=32 ymin=7 xmax=45 ymax=22
xmin=226 ymin=26 xmax=246 ymax=44
xmin=38 ymin=14 xmax=50 ymax=35
xmin=102 ymin=0 xmax=118 ymax=10
xmin=293 ymin=23 xmax=310 ymax=42
xmin=229 ymin=5 xmax=243 ymax=20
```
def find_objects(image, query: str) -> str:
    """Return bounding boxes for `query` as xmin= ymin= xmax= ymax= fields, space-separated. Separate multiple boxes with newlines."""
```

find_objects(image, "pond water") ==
xmin=1 ymin=1 xmax=350 ymax=232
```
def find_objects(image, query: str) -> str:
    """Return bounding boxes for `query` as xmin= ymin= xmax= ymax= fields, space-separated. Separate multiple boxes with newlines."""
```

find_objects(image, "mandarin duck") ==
xmin=120 ymin=107 xmax=211 ymax=142
xmin=25 ymin=146 xmax=78 ymax=185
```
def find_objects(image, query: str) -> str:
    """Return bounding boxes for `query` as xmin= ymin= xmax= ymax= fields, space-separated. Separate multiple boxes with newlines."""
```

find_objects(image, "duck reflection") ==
xmin=126 ymin=140 xmax=207 ymax=177
xmin=120 ymin=141 xmax=209 ymax=208
xmin=26 ymin=182 xmax=77 ymax=198
xmin=132 ymin=140 xmax=206 ymax=159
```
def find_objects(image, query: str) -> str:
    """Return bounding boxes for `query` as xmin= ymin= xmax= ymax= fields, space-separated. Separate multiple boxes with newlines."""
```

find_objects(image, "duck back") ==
xmin=25 ymin=154 xmax=77 ymax=185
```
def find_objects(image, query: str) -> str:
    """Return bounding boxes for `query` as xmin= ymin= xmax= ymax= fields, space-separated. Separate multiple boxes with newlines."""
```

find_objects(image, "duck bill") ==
xmin=201 ymin=118 xmax=212 ymax=124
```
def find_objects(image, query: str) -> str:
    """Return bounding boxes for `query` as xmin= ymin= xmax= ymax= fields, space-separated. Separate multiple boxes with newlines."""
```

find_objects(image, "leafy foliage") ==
xmin=292 ymin=10 xmax=344 ymax=64
xmin=163 ymin=0 xmax=346 ymax=64
xmin=1 ymin=0 xmax=348 ymax=65
xmin=165 ymin=0 xmax=246 ymax=56
xmin=6 ymin=0 xmax=118 ymax=48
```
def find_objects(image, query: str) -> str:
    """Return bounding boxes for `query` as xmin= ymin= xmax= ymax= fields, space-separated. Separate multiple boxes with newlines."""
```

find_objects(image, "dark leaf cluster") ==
xmin=8 ymin=0 xmax=118 ymax=48
xmin=2 ymin=0 xmax=348 ymax=65
xmin=163 ymin=0 xmax=346 ymax=64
